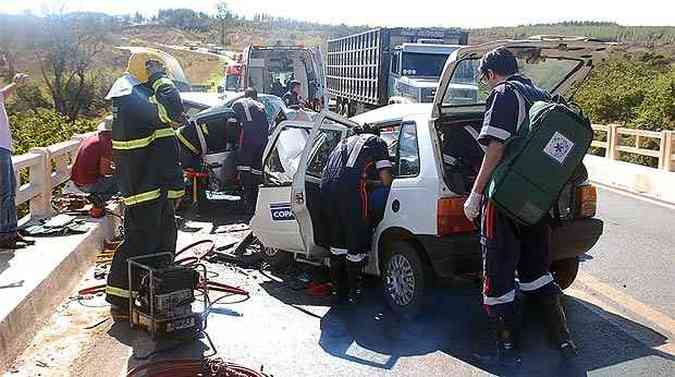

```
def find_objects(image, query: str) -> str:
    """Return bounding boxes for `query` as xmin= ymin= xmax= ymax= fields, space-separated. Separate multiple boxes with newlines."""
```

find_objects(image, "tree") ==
xmin=215 ymin=2 xmax=232 ymax=46
xmin=34 ymin=13 xmax=108 ymax=121
xmin=133 ymin=12 xmax=145 ymax=24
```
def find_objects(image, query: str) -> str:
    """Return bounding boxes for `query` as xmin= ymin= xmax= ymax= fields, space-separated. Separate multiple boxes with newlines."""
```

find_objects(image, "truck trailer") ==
xmin=326 ymin=27 xmax=470 ymax=116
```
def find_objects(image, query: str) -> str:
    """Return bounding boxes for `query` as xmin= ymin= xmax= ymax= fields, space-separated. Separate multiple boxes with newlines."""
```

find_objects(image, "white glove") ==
xmin=463 ymin=191 xmax=483 ymax=221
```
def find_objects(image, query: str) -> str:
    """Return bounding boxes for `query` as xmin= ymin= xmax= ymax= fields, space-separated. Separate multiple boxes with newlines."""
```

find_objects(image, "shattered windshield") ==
xmin=442 ymin=57 xmax=580 ymax=106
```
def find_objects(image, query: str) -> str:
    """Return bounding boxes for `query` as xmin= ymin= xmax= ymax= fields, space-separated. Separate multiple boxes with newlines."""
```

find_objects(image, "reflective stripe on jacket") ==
xmin=111 ymin=74 xmax=185 ymax=206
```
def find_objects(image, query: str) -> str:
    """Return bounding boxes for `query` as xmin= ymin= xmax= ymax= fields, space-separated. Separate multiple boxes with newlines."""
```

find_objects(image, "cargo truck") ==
xmin=326 ymin=27 xmax=471 ymax=116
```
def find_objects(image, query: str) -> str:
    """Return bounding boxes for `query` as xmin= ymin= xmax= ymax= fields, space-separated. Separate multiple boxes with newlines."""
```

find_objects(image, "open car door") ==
xmin=250 ymin=120 xmax=314 ymax=253
xmin=291 ymin=111 xmax=359 ymax=257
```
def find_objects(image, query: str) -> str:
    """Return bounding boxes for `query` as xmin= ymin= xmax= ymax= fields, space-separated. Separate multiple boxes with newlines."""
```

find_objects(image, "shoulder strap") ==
xmin=504 ymin=81 xmax=531 ymax=135
xmin=194 ymin=121 xmax=208 ymax=158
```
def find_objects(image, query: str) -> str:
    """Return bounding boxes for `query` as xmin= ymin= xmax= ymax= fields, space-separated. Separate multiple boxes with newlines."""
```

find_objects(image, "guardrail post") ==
xmin=660 ymin=130 xmax=674 ymax=171
xmin=28 ymin=147 xmax=53 ymax=219
xmin=606 ymin=124 xmax=619 ymax=160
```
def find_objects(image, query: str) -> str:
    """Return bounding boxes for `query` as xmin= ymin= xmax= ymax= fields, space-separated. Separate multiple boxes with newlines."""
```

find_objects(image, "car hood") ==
xmin=432 ymin=36 xmax=615 ymax=118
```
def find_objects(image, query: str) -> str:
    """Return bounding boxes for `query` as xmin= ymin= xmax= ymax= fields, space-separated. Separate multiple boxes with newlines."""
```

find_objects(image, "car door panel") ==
xmin=250 ymin=121 xmax=313 ymax=253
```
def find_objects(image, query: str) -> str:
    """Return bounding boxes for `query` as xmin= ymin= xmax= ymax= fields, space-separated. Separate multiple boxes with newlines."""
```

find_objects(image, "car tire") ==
xmin=383 ymin=241 xmax=433 ymax=319
xmin=551 ymin=257 xmax=579 ymax=290
xmin=260 ymin=245 xmax=293 ymax=270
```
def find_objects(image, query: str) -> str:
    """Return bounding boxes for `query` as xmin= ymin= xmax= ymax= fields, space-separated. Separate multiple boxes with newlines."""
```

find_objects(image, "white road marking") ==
xmin=569 ymin=271 xmax=674 ymax=356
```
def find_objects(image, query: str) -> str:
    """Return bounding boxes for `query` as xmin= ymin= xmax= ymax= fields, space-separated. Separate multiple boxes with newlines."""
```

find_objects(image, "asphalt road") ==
xmin=7 ymin=192 xmax=675 ymax=377
xmin=581 ymin=187 xmax=675 ymax=315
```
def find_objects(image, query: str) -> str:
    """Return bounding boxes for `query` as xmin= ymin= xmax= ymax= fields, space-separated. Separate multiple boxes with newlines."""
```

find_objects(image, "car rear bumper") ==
xmin=417 ymin=218 xmax=604 ymax=278
xmin=550 ymin=218 xmax=604 ymax=261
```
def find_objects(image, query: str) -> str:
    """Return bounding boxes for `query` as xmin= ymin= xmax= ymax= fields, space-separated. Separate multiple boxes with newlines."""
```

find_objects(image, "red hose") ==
xmin=126 ymin=358 xmax=265 ymax=377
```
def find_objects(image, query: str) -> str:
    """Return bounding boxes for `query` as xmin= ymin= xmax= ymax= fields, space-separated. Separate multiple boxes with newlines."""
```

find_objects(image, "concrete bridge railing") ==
xmin=591 ymin=124 xmax=675 ymax=172
xmin=11 ymin=132 xmax=94 ymax=221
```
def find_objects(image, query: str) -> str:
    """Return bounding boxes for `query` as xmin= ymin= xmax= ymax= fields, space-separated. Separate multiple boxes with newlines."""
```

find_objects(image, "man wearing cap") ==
xmin=282 ymin=80 xmax=303 ymax=108
xmin=464 ymin=47 xmax=577 ymax=365
xmin=70 ymin=116 xmax=117 ymax=205
xmin=104 ymin=49 xmax=186 ymax=316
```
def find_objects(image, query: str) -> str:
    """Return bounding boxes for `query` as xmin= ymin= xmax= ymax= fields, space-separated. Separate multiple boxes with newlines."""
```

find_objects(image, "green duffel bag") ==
xmin=486 ymin=86 xmax=593 ymax=226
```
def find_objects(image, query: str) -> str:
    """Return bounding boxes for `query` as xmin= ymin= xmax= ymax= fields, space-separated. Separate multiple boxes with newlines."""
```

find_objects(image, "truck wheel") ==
xmin=383 ymin=241 xmax=432 ymax=319
xmin=261 ymin=246 xmax=293 ymax=270
xmin=551 ymin=257 xmax=579 ymax=290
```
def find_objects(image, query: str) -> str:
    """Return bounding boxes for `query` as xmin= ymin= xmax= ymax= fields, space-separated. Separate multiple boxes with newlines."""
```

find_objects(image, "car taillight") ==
xmin=576 ymin=184 xmax=597 ymax=218
xmin=437 ymin=197 xmax=476 ymax=236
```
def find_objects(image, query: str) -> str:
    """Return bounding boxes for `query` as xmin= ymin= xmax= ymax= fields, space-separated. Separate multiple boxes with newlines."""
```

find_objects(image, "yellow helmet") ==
xmin=126 ymin=49 xmax=167 ymax=83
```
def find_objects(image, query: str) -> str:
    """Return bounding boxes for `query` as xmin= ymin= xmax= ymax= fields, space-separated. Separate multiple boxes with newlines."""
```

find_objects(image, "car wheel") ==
xmin=551 ymin=257 xmax=579 ymax=290
xmin=260 ymin=245 xmax=293 ymax=270
xmin=383 ymin=241 xmax=432 ymax=319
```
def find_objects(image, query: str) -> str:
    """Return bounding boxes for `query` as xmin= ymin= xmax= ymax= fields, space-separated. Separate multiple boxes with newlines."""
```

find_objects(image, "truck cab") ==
xmin=388 ymin=43 xmax=467 ymax=104
xmin=241 ymin=45 xmax=328 ymax=111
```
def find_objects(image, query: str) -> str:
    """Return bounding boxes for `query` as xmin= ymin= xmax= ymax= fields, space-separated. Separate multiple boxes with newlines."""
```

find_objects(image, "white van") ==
xmin=241 ymin=45 xmax=328 ymax=111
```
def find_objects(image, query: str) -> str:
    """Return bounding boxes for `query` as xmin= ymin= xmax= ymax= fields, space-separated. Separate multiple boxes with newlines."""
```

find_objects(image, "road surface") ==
xmin=4 ymin=189 xmax=674 ymax=377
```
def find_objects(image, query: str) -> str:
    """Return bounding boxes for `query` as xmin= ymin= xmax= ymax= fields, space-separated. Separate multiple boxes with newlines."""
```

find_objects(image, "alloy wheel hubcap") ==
xmin=386 ymin=254 xmax=415 ymax=306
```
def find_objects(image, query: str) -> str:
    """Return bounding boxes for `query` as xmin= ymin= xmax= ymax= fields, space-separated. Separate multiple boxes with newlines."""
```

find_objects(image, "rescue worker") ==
xmin=232 ymin=88 xmax=268 ymax=212
xmin=320 ymin=129 xmax=393 ymax=304
xmin=463 ymin=47 xmax=577 ymax=364
xmin=271 ymin=77 xmax=285 ymax=98
xmin=104 ymin=49 xmax=186 ymax=316
xmin=282 ymin=80 xmax=302 ymax=108
xmin=70 ymin=116 xmax=118 ymax=204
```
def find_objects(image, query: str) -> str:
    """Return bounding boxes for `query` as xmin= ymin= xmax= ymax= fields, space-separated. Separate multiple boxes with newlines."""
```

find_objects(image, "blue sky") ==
xmin=1 ymin=0 xmax=672 ymax=28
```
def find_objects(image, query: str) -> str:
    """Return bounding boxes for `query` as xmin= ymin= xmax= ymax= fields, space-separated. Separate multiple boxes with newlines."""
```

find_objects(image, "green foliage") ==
xmin=574 ymin=55 xmax=674 ymax=131
xmin=8 ymin=109 xmax=97 ymax=155
xmin=632 ymin=66 xmax=675 ymax=130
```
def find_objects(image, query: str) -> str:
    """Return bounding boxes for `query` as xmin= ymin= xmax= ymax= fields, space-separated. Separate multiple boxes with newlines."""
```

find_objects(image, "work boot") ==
xmin=346 ymin=260 xmax=363 ymax=304
xmin=540 ymin=294 xmax=578 ymax=359
xmin=474 ymin=314 xmax=521 ymax=367
xmin=329 ymin=254 xmax=348 ymax=305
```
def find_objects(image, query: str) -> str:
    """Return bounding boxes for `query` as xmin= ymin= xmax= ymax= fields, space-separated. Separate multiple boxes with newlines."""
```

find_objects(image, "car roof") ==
xmin=180 ymin=92 xmax=223 ymax=109
xmin=350 ymin=103 xmax=433 ymax=125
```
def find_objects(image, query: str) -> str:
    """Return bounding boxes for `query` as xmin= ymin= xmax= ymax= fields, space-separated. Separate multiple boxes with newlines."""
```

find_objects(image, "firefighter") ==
xmin=320 ymin=129 xmax=393 ymax=304
xmin=463 ymin=47 xmax=577 ymax=365
xmin=104 ymin=49 xmax=186 ymax=317
xmin=232 ymin=88 xmax=268 ymax=212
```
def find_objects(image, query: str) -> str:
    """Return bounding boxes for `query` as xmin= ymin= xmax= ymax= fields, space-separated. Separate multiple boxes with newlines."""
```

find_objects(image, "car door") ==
xmin=291 ymin=111 xmax=359 ymax=256
xmin=250 ymin=120 xmax=314 ymax=253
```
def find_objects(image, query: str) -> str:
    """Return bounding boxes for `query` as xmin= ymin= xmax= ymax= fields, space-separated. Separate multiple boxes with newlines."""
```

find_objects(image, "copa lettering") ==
xmin=271 ymin=208 xmax=294 ymax=220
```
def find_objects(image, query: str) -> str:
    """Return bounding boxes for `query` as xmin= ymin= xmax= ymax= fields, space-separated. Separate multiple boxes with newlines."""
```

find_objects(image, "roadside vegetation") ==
xmin=1 ymin=9 xmax=673 ymax=168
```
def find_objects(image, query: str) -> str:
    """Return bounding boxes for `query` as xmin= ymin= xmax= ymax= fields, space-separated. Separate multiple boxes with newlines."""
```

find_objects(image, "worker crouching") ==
xmin=320 ymin=130 xmax=393 ymax=304
xmin=104 ymin=49 xmax=186 ymax=316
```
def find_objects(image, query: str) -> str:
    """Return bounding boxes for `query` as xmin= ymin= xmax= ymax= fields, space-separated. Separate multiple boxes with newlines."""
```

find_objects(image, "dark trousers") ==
xmin=321 ymin=179 xmax=371 ymax=264
xmin=105 ymin=198 xmax=177 ymax=308
xmin=480 ymin=200 xmax=559 ymax=319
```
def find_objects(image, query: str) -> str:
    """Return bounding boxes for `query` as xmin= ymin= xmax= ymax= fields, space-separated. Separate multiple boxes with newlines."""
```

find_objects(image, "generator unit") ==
xmin=127 ymin=253 xmax=204 ymax=338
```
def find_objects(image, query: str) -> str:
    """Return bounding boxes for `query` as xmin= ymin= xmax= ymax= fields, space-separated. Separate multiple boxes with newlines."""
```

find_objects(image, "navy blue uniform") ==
xmin=320 ymin=134 xmax=392 ymax=264
xmin=232 ymin=98 xmax=268 ymax=207
xmin=477 ymin=74 xmax=558 ymax=318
